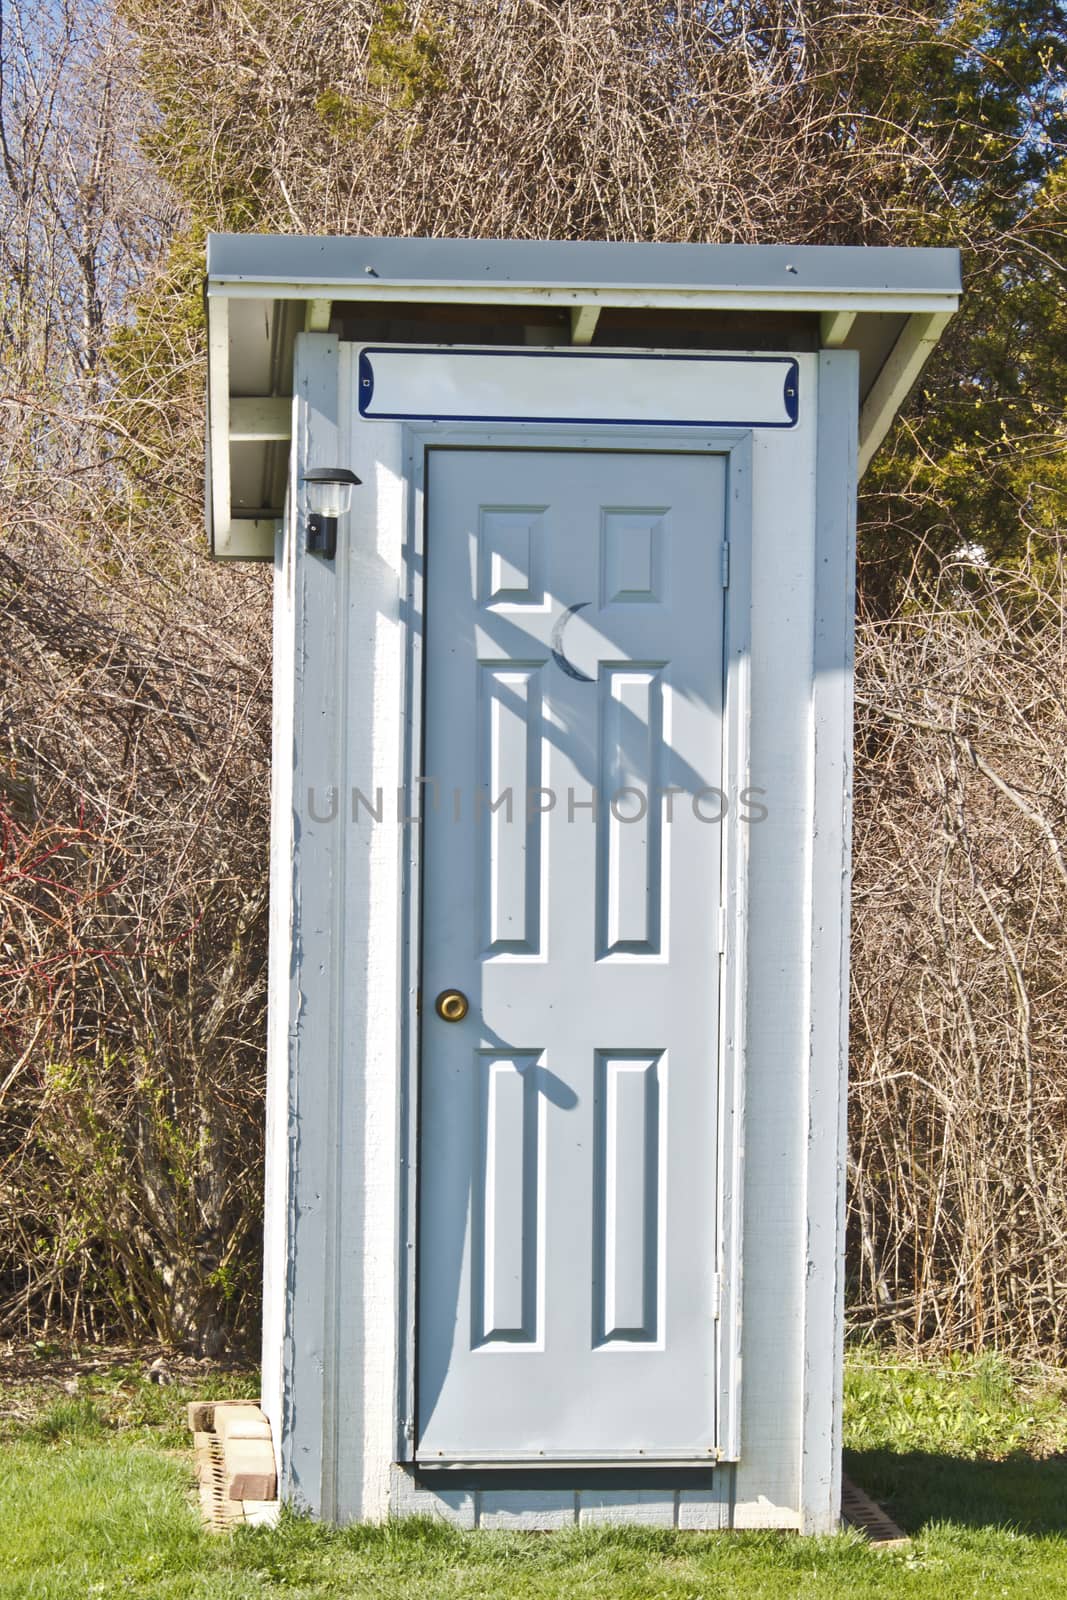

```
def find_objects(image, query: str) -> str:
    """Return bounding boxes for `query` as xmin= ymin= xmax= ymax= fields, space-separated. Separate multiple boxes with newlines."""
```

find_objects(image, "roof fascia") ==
xmin=205 ymin=279 xmax=957 ymax=316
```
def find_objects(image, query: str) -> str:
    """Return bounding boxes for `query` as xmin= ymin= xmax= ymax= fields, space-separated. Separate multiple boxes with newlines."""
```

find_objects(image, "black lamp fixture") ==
xmin=302 ymin=467 xmax=362 ymax=559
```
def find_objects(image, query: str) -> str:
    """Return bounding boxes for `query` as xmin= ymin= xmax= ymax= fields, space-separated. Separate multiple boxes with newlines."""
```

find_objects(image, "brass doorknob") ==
xmin=435 ymin=989 xmax=469 ymax=1023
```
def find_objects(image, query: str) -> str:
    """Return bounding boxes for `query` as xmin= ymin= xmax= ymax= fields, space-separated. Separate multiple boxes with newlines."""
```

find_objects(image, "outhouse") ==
xmin=204 ymin=236 xmax=960 ymax=1531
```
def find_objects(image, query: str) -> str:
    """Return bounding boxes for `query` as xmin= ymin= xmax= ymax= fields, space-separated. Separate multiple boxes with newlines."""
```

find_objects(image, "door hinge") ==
xmin=718 ymin=904 xmax=727 ymax=954
xmin=712 ymin=1272 xmax=722 ymax=1321
xmin=720 ymin=542 xmax=730 ymax=588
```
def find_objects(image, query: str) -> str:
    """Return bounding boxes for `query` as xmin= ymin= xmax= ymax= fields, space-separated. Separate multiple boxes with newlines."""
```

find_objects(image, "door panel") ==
xmin=417 ymin=449 xmax=725 ymax=1462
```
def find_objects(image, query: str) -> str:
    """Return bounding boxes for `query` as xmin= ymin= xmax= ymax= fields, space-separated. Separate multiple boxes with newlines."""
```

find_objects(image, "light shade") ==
xmin=303 ymin=467 xmax=361 ymax=519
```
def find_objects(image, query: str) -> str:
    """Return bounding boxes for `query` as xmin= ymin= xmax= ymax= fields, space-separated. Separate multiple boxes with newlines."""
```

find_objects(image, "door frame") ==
xmin=395 ymin=423 xmax=752 ymax=1467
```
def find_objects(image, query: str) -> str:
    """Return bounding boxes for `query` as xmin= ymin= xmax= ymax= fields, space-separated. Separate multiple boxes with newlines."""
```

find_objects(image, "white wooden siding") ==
xmin=265 ymin=341 xmax=851 ymax=1529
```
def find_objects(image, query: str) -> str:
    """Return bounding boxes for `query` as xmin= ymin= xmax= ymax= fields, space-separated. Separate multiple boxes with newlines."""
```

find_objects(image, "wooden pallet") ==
xmin=841 ymin=1475 xmax=910 ymax=1548
xmin=189 ymin=1400 xmax=280 ymax=1531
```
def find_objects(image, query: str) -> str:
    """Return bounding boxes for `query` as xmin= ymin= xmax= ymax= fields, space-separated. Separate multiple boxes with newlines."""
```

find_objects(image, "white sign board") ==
xmin=357 ymin=347 xmax=799 ymax=429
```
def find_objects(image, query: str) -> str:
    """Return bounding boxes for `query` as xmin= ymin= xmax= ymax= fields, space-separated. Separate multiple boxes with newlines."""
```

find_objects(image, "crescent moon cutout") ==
xmin=551 ymin=601 xmax=595 ymax=682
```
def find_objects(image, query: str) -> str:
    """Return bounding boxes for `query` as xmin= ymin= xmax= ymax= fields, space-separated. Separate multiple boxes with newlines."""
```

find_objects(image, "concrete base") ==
xmin=389 ymin=1466 xmax=803 ymax=1531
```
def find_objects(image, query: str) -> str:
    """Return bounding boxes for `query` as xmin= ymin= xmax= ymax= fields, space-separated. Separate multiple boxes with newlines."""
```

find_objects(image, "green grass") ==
xmin=844 ymin=1346 xmax=1067 ymax=1568
xmin=2 ymin=1348 xmax=1067 ymax=1598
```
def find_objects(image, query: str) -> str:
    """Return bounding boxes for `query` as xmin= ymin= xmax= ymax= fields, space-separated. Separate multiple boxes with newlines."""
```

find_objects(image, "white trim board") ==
xmin=207 ymin=281 xmax=957 ymax=316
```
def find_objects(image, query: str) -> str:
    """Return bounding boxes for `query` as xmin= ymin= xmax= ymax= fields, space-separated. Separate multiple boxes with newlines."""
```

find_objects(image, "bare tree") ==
xmin=850 ymin=542 xmax=1067 ymax=1354
xmin=0 ymin=0 xmax=174 ymax=387
xmin=125 ymin=0 xmax=957 ymax=245
xmin=1 ymin=0 xmax=1063 ymax=1355
xmin=0 ymin=0 xmax=269 ymax=1351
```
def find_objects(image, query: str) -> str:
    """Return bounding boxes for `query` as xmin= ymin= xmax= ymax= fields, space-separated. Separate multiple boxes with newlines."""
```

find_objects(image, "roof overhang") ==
xmin=205 ymin=234 xmax=960 ymax=559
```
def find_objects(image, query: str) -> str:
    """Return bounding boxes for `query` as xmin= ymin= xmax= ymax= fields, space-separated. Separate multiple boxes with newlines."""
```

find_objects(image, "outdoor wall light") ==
xmin=303 ymin=467 xmax=362 ymax=559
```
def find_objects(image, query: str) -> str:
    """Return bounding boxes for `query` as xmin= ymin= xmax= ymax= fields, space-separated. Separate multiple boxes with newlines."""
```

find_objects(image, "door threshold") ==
xmin=415 ymin=1451 xmax=721 ymax=1470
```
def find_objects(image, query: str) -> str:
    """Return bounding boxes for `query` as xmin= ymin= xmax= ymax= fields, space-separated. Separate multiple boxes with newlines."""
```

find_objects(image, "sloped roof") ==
xmin=205 ymin=234 xmax=960 ymax=559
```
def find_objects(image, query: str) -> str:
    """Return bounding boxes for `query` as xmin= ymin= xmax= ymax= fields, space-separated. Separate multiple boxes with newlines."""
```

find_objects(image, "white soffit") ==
xmin=205 ymin=235 xmax=960 ymax=559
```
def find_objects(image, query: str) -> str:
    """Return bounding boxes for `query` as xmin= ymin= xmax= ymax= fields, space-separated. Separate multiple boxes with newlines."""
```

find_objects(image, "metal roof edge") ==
xmin=205 ymin=233 xmax=961 ymax=300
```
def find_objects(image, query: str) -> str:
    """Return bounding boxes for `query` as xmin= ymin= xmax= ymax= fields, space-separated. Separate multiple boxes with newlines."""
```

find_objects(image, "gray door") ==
xmin=417 ymin=448 xmax=725 ymax=1464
